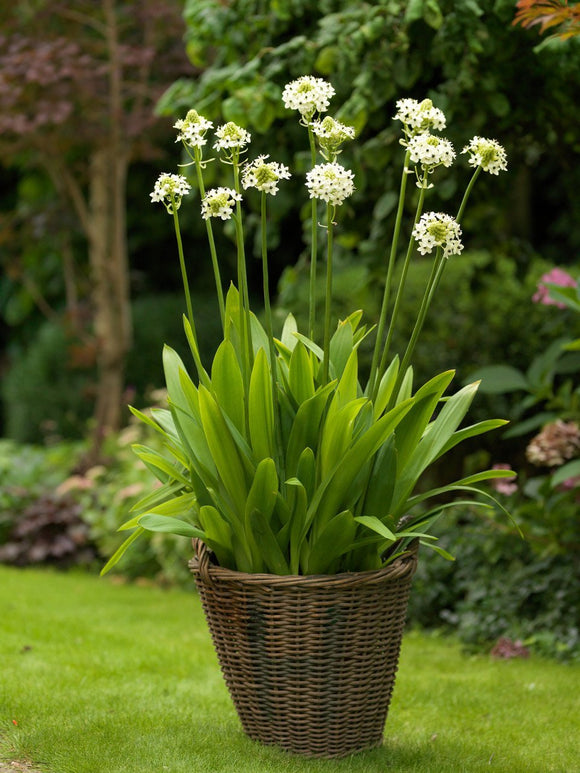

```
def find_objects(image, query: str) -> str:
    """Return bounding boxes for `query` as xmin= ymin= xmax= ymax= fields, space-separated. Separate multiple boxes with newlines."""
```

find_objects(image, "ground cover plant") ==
xmin=1 ymin=566 xmax=578 ymax=773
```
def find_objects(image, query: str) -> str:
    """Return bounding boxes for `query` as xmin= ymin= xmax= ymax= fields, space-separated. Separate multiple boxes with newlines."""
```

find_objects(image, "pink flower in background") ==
xmin=526 ymin=420 xmax=580 ymax=467
xmin=532 ymin=267 xmax=577 ymax=308
xmin=491 ymin=464 xmax=518 ymax=495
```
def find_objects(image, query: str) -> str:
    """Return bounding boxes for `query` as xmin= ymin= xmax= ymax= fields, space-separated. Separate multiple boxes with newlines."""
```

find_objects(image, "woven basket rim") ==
xmin=189 ymin=538 xmax=419 ymax=588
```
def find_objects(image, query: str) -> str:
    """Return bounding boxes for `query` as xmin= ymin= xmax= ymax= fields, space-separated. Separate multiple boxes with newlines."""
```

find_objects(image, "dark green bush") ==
xmin=408 ymin=508 xmax=580 ymax=661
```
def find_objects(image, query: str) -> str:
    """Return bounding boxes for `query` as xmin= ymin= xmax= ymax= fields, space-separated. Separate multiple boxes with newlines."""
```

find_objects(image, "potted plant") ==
xmin=103 ymin=77 xmax=516 ymax=758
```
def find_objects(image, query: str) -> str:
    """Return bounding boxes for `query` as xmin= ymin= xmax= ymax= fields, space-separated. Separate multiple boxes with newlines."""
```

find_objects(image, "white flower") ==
xmin=174 ymin=109 xmax=213 ymax=148
xmin=462 ymin=136 xmax=507 ymax=175
xmin=407 ymin=132 xmax=455 ymax=169
xmin=241 ymin=155 xmax=291 ymax=195
xmin=213 ymin=122 xmax=251 ymax=152
xmin=310 ymin=116 xmax=355 ymax=160
xmin=305 ymin=162 xmax=355 ymax=207
xmin=282 ymin=76 xmax=335 ymax=118
xmin=394 ymin=98 xmax=446 ymax=133
xmin=200 ymin=187 xmax=242 ymax=220
xmin=412 ymin=212 xmax=463 ymax=259
xmin=150 ymin=173 xmax=191 ymax=213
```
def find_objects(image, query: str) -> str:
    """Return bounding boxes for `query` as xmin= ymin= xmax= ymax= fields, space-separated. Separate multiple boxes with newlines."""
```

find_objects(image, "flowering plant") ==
xmin=104 ymin=77 xmax=515 ymax=576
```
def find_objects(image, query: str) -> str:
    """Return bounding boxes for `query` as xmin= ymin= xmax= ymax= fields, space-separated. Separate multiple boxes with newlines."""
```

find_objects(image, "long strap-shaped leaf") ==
xmin=391 ymin=381 xmax=480 ymax=518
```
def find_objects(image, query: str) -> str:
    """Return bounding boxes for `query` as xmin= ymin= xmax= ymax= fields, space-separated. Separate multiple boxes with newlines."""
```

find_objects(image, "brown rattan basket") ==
xmin=189 ymin=539 xmax=418 ymax=759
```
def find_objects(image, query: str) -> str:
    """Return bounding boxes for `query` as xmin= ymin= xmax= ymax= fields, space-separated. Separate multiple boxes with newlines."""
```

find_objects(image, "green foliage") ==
xmin=408 ymin=508 xmax=580 ymax=661
xmin=1 ymin=321 xmax=95 ymax=443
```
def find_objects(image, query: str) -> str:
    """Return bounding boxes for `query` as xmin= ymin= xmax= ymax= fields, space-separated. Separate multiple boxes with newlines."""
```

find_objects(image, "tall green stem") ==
xmin=261 ymin=192 xmax=283 ymax=476
xmin=322 ymin=204 xmax=334 ymax=384
xmin=193 ymin=147 xmax=225 ymax=331
xmin=456 ymin=166 xmax=481 ymax=224
xmin=375 ymin=181 xmax=428 ymax=396
xmin=389 ymin=247 xmax=445 ymax=407
xmin=171 ymin=198 xmax=204 ymax=380
xmin=307 ymin=125 xmax=318 ymax=340
xmin=232 ymin=161 xmax=254 ymax=388
xmin=367 ymin=150 xmax=412 ymax=399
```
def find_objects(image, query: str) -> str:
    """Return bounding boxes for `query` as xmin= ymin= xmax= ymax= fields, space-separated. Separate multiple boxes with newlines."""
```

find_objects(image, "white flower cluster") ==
xmin=407 ymin=132 xmax=455 ymax=169
xmin=305 ymin=162 xmax=355 ymax=207
xmin=311 ymin=116 xmax=355 ymax=161
xmin=394 ymin=98 xmax=446 ymax=133
xmin=282 ymin=76 xmax=335 ymax=118
xmin=412 ymin=212 xmax=463 ymax=259
xmin=462 ymin=136 xmax=507 ymax=175
xmin=174 ymin=109 xmax=213 ymax=148
xmin=242 ymin=155 xmax=291 ymax=195
xmin=150 ymin=173 xmax=191 ymax=213
xmin=213 ymin=122 xmax=251 ymax=152
xmin=200 ymin=187 xmax=242 ymax=220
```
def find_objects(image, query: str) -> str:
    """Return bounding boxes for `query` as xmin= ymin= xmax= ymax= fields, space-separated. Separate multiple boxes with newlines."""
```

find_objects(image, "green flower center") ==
xmin=254 ymin=165 xmax=278 ymax=186
xmin=208 ymin=193 xmax=229 ymax=213
xmin=427 ymin=221 xmax=449 ymax=242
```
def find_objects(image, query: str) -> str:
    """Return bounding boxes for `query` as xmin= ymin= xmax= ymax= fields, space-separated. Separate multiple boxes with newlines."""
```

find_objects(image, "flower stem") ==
xmin=390 ymin=247 xmax=446 ymax=407
xmin=194 ymin=147 xmax=225 ymax=331
xmin=322 ymin=204 xmax=335 ymax=384
xmin=308 ymin=125 xmax=318 ymax=340
xmin=367 ymin=150 xmax=411 ymax=399
xmin=171 ymin=199 xmax=205 ymax=380
xmin=375 ymin=180 xmax=428 ymax=397
xmin=456 ymin=166 xmax=481 ymax=224
xmin=261 ymin=192 xmax=283 ymax=476
xmin=232 ymin=160 xmax=254 ymax=377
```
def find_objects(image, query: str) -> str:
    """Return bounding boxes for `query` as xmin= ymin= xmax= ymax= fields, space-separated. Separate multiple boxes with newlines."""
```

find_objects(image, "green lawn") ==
xmin=1 ymin=565 xmax=578 ymax=773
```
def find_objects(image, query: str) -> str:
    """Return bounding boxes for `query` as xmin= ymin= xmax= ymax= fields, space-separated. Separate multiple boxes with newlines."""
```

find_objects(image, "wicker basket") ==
xmin=189 ymin=539 xmax=418 ymax=758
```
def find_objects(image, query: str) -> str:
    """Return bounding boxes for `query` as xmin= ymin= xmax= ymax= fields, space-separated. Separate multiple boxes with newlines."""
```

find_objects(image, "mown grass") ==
xmin=1 ymin=565 xmax=578 ymax=773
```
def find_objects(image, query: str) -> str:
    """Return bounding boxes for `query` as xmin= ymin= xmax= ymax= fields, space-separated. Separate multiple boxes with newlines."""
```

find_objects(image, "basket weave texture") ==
xmin=189 ymin=539 xmax=418 ymax=758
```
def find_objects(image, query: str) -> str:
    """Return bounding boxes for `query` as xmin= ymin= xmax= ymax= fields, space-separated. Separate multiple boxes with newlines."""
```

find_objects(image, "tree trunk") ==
xmin=88 ymin=144 xmax=132 ymax=447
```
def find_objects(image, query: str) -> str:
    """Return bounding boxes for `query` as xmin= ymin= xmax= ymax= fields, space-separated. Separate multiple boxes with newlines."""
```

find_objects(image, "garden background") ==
xmin=1 ymin=0 xmax=579 ymax=701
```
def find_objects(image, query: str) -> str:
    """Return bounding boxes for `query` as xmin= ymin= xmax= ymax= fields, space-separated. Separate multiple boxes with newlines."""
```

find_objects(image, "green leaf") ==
xmin=120 ymin=491 xmax=197 ymax=531
xmin=197 ymin=504 xmax=235 ymax=568
xmin=280 ymin=313 xmax=299 ymax=351
xmin=248 ymin=348 xmax=275 ymax=461
xmin=245 ymin=457 xmax=279 ymax=527
xmin=247 ymin=507 xmax=290 ymax=574
xmin=211 ymin=340 xmax=246 ymax=435
xmin=138 ymin=514 xmax=204 ymax=539
xmin=354 ymin=515 xmax=397 ymax=542
xmin=319 ymin=398 xmax=367 ymax=481
xmin=100 ymin=528 xmax=145 ymax=576
xmin=306 ymin=510 xmax=357 ymax=574
xmin=197 ymin=385 xmax=250 ymax=515
xmin=329 ymin=317 xmax=355 ymax=381
xmin=362 ymin=435 xmax=397 ymax=518
xmin=467 ymin=364 xmax=529 ymax=394
xmin=373 ymin=355 xmax=400 ymax=417
xmin=288 ymin=340 xmax=315 ymax=405
xmin=132 ymin=444 xmax=191 ymax=487
xmin=434 ymin=419 xmax=509 ymax=460
xmin=309 ymin=398 xmax=413 ymax=535
xmin=285 ymin=381 xmax=335 ymax=476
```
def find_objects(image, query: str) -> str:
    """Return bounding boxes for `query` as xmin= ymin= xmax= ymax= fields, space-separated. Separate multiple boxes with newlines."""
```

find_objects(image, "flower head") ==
xmin=213 ymin=122 xmax=251 ymax=152
xmin=310 ymin=116 xmax=355 ymax=161
xmin=412 ymin=212 xmax=463 ymax=259
xmin=241 ymin=155 xmax=291 ymax=195
xmin=532 ymin=267 xmax=577 ymax=308
xmin=150 ymin=173 xmax=191 ymax=213
xmin=462 ymin=136 xmax=507 ymax=175
xmin=174 ymin=109 xmax=213 ymax=148
xmin=526 ymin=420 xmax=580 ymax=467
xmin=394 ymin=98 xmax=446 ymax=133
xmin=305 ymin=162 xmax=355 ymax=207
xmin=282 ymin=76 xmax=335 ymax=119
xmin=201 ymin=187 xmax=242 ymax=220
xmin=407 ymin=132 xmax=455 ymax=169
